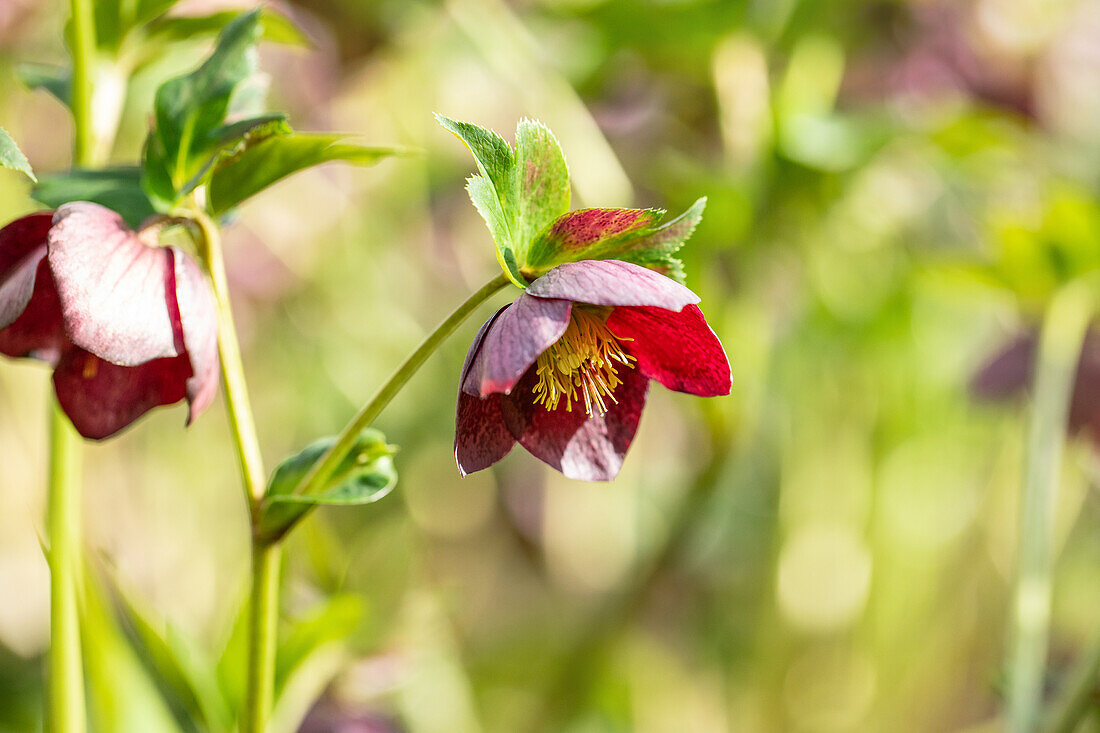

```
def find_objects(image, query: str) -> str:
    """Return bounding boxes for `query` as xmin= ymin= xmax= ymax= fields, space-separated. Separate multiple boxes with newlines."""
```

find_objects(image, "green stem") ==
xmin=190 ymin=213 xmax=275 ymax=733
xmin=243 ymin=542 xmax=281 ymax=733
xmin=47 ymin=0 xmax=97 ymax=730
xmin=1007 ymin=275 xmax=1100 ymax=732
xmin=46 ymin=400 xmax=85 ymax=733
xmin=290 ymin=272 xmax=511 ymax=499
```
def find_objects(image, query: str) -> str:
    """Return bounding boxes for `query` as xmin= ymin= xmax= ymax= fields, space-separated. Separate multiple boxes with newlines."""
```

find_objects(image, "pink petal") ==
xmin=170 ymin=247 xmax=219 ymax=422
xmin=500 ymin=365 xmax=649 ymax=481
xmin=454 ymin=391 xmax=516 ymax=476
xmin=0 ymin=213 xmax=54 ymax=330
xmin=464 ymin=293 xmax=571 ymax=397
xmin=48 ymin=202 xmax=181 ymax=366
xmin=525 ymin=260 xmax=700 ymax=311
xmin=52 ymin=347 xmax=192 ymax=440
xmin=607 ymin=304 xmax=731 ymax=397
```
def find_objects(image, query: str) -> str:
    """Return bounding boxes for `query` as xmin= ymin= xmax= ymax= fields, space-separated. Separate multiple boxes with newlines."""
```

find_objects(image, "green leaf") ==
xmin=151 ymin=9 xmax=262 ymax=195
xmin=18 ymin=63 xmax=71 ymax=106
xmin=178 ymin=114 xmax=292 ymax=195
xmin=523 ymin=197 xmax=706 ymax=283
xmin=145 ymin=9 xmax=311 ymax=48
xmin=104 ymin=571 xmax=234 ymax=732
xmin=437 ymin=115 xmax=571 ymax=287
xmin=0 ymin=127 xmax=35 ymax=182
xmin=33 ymin=167 xmax=157 ymax=227
xmin=258 ymin=429 xmax=398 ymax=542
xmin=208 ymin=133 xmax=406 ymax=214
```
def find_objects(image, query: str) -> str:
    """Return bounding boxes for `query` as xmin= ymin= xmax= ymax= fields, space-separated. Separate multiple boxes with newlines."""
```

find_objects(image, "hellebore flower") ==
xmin=0 ymin=202 xmax=219 ymax=439
xmin=972 ymin=328 xmax=1100 ymax=441
xmin=455 ymin=259 xmax=731 ymax=480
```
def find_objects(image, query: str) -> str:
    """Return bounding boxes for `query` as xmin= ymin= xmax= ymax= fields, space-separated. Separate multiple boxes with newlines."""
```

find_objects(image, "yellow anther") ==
xmin=533 ymin=307 xmax=635 ymax=416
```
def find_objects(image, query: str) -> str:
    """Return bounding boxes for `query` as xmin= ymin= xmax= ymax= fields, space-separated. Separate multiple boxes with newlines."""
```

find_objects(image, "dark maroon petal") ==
xmin=500 ymin=366 xmax=649 ymax=481
xmin=52 ymin=347 xmax=192 ymax=440
xmin=464 ymin=293 xmax=571 ymax=397
xmin=607 ymin=304 xmax=731 ymax=397
xmin=0 ymin=212 xmax=54 ymax=330
xmin=525 ymin=260 xmax=699 ymax=310
xmin=459 ymin=306 xmax=509 ymax=394
xmin=970 ymin=331 xmax=1034 ymax=399
xmin=0 ymin=260 xmax=67 ymax=363
xmin=455 ymin=391 xmax=516 ymax=476
xmin=48 ymin=202 xmax=180 ymax=366
xmin=170 ymin=247 xmax=219 ymax=422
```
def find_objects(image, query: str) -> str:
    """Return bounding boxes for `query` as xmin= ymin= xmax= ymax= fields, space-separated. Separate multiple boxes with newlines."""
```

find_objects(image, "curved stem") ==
xmin=290 ymin=272 xmax=511 ymax=499
xmin=47 ymin=401 xmax=85 ymax=733
xmin=1007 ymin=275 xmax=1100 ymax=732
xmin=191 ymin=213 xmax=273 ymax=732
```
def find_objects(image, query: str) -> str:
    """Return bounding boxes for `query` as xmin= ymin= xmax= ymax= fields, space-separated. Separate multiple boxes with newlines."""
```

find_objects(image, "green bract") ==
xmin=258 ymin=429 xmax=398 ymax=543
xmin=0 ymin=126 xmax=34 ymax=182
xmin=438 ymin=115 xmax=705 ymax=285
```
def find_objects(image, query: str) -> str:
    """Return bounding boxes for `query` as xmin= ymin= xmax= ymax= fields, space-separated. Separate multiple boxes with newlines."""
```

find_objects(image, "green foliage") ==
xmin=94 ymin=0 xmax=180 ymax=51
xmin=258 ymin=429 xmax=398 ymax=543
xmin=145 ymin=10 xmax=311 ymax=48
xmin=208 ymin=134 xmax=407 ymax=215
xmin=0 ymin=127 xmax=34 ymax=182
xmin=33 ymin=167 xmax=156 ymax=226
xmin=438 ymin=114 xmax=571 ymax=286
xmin=17 ymin=64 xmax=70 ymax=106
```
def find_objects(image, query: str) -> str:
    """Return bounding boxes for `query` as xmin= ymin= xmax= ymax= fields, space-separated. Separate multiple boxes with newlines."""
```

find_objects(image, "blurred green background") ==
xmin=2 ymin=0 xmax=1100 ymax=731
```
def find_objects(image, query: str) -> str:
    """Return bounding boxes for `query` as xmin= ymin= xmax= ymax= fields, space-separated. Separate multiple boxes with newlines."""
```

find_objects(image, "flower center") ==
xmin=533 ymin=307 xmax=635 ymax=416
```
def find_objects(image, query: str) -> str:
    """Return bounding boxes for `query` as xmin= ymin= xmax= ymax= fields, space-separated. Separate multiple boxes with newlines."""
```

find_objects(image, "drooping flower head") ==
xmin=0 ymin=202 xmax=218 ymax=439
xmin=440 ymin=116 xmax=731 ymax=480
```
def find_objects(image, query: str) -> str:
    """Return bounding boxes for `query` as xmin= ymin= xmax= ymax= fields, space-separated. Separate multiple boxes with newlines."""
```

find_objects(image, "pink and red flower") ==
xmin=0 ymin=202 xmax=218 ymax=439
xmin=455 ymin=259 xmax=730 ymax=481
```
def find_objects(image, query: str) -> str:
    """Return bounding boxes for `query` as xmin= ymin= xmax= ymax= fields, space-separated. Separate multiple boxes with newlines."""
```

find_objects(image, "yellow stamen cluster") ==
xmin=533 ymin=308 xmax=635 ymax=416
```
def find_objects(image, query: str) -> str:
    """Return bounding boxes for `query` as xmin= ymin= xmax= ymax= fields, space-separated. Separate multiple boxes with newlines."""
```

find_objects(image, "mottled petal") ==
xmin=525 ymin=259 xmax=699 ymax=310
xmin=170 ymin=247 xmax=219 ymax=422
xmin=464 ymin=293 xmax=571 ymax=396
xmin=0 ymin=213 xmax=54 ymax=330
xmin=608 ymin=304 xmax=731 ymax=397
xmin=52 ymin=347 xmax=191 ymax=440
xmin=455 ymin=391 xmax=516 ymax=476
xmin=0 ymin=261 xmax=67 ymax=363
xmin=48 ymin=202 xmax=180 ymax=366
xmin=501 ymin=366 xmax=649 ymax=481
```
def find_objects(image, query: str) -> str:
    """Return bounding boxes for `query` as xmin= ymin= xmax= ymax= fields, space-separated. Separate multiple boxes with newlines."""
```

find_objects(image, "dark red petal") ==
xmin=970 ymin=331 xmax=1034 ymax=399
xmin=454 ymin=391 xmax=516 ymax=476
xmin=607 ymin=304 xmax=731 ymax=397
xmin=459 ymin=305 xmax=509 ymax=395
xmin=464 ymin=293 xmax=571 ymax=397
xmin=48 ymin=202 xmax=180 ymax=366
xmin=0 ymin=213 xmax=54 ymax=330
xmin=169 ymin=247 xmax=219 ymax=423
xmin=500 ymin=366 xmax=649 ymax=481
xmin=52 ymin=347 xmax=191 ymax=440
xmin=0 ymin=260 xmax=67 ymax=363
xmin=525 ymin=260 xmax=700 ymax=311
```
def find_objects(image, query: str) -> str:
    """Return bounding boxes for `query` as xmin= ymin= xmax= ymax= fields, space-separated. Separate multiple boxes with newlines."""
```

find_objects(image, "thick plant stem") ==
xmin=243 ymin=542 xmax=281 ymax=733
xmin=46 ymin=0 xmax=97 ymax=730
xmin=191 ymin=213 xmax=273 ymax=731
xmin=291 ymin=272 xmax=511 ymax=499
xmin=46 ymin=400 xmax=85 ymax=733
xmin=1007 ymin=276 xmax=1100 ymax=733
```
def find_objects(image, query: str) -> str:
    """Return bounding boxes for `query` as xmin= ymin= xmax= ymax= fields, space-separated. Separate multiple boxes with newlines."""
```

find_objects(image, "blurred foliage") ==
xmin=1 ymin=0 xmax=1100 ymax=731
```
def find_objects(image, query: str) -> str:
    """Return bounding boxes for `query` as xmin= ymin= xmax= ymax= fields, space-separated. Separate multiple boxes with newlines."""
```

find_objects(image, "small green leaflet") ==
xmin=208 ymin=133 xmax=409 ymax=214
xmin=258 ymin=429 xmax=398 ymax=542
xmin=34 ymin=167 xmax=157 ymax=227
xmin=437 ymin=115 xmax=570 ymax=287
xmin=0 ymin=127 xmax=35 ymax=182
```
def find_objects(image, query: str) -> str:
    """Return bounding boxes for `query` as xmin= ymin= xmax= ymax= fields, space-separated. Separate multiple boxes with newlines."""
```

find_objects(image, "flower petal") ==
xmin=500 ymin=365 xmax=649 ymax=481
xmin=170 ymin=246 xmax=219 ymax=422
xmin=48 ymin=202 xmax=180 ymax=366
xmin=0 ymin=213 xmax=54 ymax=330
xmin=455 ymin=391 xmax=516 ymax=476
xmin=525 ymin=259 xmax=700 ymax=310
xmin=607 ymin=304 xmax=731 ymax=397
xmin=0 ymin=261 xmax=67 ymax=363
xmin=464 ymin=293 xmax=571 ymax=397
xmin=52 ymin=347 xmax=191 ymax=440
